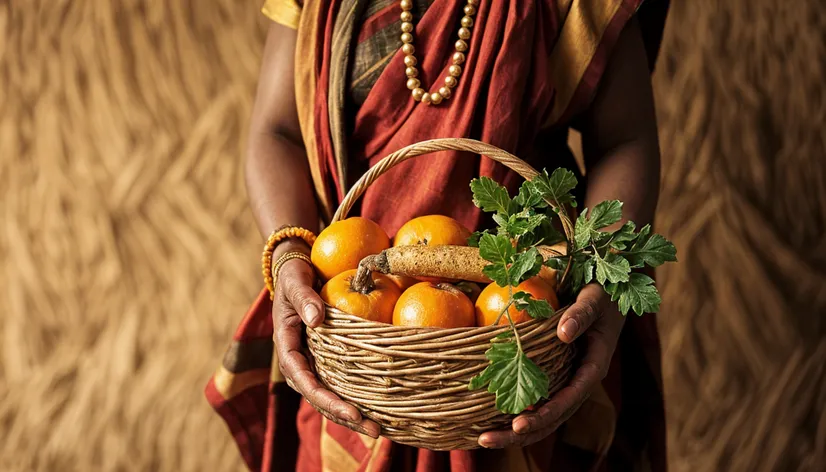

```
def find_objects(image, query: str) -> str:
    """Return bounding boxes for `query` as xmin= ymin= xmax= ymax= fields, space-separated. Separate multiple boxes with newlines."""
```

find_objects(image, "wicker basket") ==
xmin=306 ymin=138 xmax=577 ymax=450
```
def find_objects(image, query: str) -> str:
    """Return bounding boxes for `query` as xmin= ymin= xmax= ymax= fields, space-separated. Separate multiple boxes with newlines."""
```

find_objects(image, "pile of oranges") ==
xmin=311 ymin=215 xmax=560 ymax=328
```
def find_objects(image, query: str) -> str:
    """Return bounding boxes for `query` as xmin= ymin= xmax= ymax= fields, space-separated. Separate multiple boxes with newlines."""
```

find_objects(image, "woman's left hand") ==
xmin=477 ymin=283 xmax=625 ymax=449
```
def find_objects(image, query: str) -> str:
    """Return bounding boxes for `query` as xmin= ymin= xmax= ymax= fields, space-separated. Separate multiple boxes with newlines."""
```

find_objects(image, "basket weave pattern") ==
xmin=307 ymin=138 xmax=577 ymax=450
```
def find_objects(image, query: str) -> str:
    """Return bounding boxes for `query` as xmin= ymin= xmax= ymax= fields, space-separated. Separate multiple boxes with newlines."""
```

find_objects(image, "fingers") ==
xmin=273 ymin=307 xmax=380 ymax=437
xmin=557 ymin=283 xmax=608 ymax=343
xmin=477 ymin=425 xmax=554 ymax=449
xmin=478 ymin=360 xmax=600 ymax=448
xmin=272 ymin=263 xmax=381 ymax=438
xmin=279 ymin=259 xmax=325 ymax=328
xmin=512 ymin=353 xmax=604 ymax=433
xmin=510 ymin=311 xmax=620 ymax=434
xmin=314 ymin=404 xmax=382 ymax=438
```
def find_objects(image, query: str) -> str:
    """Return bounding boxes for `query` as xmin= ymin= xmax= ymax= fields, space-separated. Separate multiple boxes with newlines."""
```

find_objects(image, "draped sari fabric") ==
xmin=205 ymin=1 xmax=669 ymax=471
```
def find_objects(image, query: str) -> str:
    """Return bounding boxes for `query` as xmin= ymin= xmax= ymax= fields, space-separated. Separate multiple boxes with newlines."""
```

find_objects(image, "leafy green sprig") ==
xmin=467 ymin=169 xmax=677 ymax=415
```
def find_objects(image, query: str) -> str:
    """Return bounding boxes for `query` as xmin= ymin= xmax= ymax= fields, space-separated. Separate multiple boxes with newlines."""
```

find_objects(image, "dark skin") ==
xmin=245 ymin=16 xmax=660 ymax=447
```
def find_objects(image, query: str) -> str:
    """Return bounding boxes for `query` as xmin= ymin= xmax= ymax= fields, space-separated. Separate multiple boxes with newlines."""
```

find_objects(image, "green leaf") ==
xmin=492 ymin=213 xmax=509 ymax=230
xmin=479 ymin=233 xmax=514 ymax=287
xmin=623 ymin=225 xmax=678 ymax=268
xmin=513 ymin=291 xmax=555 ymax=319
xmin=569 ymin=257 xmax=595 ymax=292
xmin=609 ymin=221 xmax=637 ymax=250
xmin=483 ymin=263 xmax=510 ymax=287
xmin=471 ymin=177 xmax=513 ymax=215
xmin=594 ymin=252 xmax=631 ymax=285
xmin=605 ymin=273 xmax=661 ymax=316
xmin=517 ymin=215 xmax=563 ymax=251
xmin=574 ymin=200 xmax=623 ymax=248
xmin=574 ymin=212 xmax=599 ymax=249
xmin=530 ymin=169 xmax=578 ymax=208
xmin=507 ymin=199 xmax=523 ymax=216
xmin=479 ymin=233 xmax=514 ymax=264
xmin=507 ymin=213 xmax=546 ymax=237
xmin=537 ymin=213 xmax=566 ymax=244
xmin=467 ymin=231 xmax=487 ymax=248
xmin=516 ymin=232 xmax=538 ymax=252
xmin=514 ymin=181 xmax=547 ymax=209
xmin=508 ymin=247 xmax=543 ymax=285
xmin=544 ymin=256 xmax=568 ymax=271
xmin=468 ymin=341 xmax=550 ymax=414
xmin=590 ymin=200 xmax=623 ymax=228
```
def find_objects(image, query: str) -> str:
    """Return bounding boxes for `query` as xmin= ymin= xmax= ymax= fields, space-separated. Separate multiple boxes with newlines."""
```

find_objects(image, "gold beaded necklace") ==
xmin=399 ymin=0 xmax=480 ymax=105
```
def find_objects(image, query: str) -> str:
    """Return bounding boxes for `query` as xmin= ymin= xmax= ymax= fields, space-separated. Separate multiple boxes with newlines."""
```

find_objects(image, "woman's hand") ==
xmin=477 ymin=283 xmax=624 ymax=449
xmin=272 ymin=255 xmax=381 ymax=438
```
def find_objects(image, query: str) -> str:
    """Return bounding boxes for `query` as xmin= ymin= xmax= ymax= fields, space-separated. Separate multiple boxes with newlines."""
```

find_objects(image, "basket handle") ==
xmin=334 ymin=138 xmax=539 ymax=221
xmin=333 ymin=138 xmax=573 ymax=237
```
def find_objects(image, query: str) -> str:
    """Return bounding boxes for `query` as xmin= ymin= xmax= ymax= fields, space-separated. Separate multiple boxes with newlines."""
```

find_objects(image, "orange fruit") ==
xmin=311 ymin=217 xmax=391 ymax=281
xmin=386 ymin=274 xmax=420 ymax=291
xmin=320 ymin=269 xmax=401 ymax=324
xmin=393 ymin=215 xmax=472 ymax=247
xmin=475 ymin=277 xmax=560 ymax=327
xmin=392 ymin=282 xmax=476 ymax=328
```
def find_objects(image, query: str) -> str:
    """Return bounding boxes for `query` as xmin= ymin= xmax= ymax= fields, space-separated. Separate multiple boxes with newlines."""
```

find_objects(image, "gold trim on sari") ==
xmin=294 ymin=0 xmax=336 ymax=221
xmin=328 ymin=0 xmax=371 ymax=197
xmin=261 ymin=0 xmax=302 ymax=29
xmin=545 ymin=0 xmax=629 ymax=126
xmin=212 ymin=366 xmax=271 ymax=400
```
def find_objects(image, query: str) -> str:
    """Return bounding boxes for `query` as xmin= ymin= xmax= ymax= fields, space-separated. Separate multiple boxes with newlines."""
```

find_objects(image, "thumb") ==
xmin=280 ymin=259 xmax=325 ymax=328
xmin=557 ymin=284 xmax=606 ymax=343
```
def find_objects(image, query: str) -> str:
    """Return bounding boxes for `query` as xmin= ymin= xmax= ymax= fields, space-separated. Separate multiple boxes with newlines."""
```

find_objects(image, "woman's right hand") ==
xmin=272 ymin=255 xmax=381 ymax=438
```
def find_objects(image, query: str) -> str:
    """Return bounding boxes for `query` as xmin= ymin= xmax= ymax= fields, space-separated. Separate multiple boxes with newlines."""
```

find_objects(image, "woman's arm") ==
xmin=479 ymin=16 xmax=661 ymax=448
xmin=248 ymin=23 xmax=380 ymax=438
xmin=246 ymin=23 xmax=319 ymax=245
xmin=579 ymin=17 xmax=661 ymax=229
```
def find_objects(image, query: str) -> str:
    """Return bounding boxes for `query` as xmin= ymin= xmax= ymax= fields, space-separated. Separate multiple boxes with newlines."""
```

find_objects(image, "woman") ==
xmin=206 ymin=0 xmax=670 ymax=471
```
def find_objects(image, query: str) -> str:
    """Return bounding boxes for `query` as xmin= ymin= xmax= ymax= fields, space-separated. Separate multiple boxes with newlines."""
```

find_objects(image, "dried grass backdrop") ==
xmin=0 ymin=2 xmax=265 ymax=470
xmin=0 ymin=1 xmax=824 ymax=471
xmin=652 ymin=0 xmax=826 ymax=471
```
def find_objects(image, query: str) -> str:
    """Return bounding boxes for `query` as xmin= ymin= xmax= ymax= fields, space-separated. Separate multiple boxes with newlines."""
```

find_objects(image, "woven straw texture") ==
xmin=2 ymin=0 xmax=825 ymax=471
xmin=308 ymin=309 xmax=575 ymax=450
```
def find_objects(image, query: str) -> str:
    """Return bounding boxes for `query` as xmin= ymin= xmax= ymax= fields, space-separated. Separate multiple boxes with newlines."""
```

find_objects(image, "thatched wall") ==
xmin=653 ymin=1 xmax=826 ymax=470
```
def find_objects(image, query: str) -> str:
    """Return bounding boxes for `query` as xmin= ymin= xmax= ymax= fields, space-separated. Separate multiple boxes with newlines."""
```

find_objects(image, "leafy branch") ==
xmin=467 ymin=169 xmax=677 ymax=415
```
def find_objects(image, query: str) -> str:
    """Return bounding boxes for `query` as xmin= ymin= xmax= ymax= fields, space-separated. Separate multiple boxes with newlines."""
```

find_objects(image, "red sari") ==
xmin=206 ymin=1 xmax=670 ymax=470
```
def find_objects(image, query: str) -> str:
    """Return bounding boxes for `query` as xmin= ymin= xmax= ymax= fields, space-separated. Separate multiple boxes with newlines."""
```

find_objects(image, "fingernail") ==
xmin=365 ymin=425 xmax=380 ymax=439
xmin=478 ymin=438 xmax=493 ymax=448
xmin=560 ymin=319 xmax=578 ymax=341
xmin=513 ymin=418 xmax=529 ymax=434
xmin=340 ymin=407 xmax=359 ymax=422
xmin=306 ymin=305 xmax=320 ymax=325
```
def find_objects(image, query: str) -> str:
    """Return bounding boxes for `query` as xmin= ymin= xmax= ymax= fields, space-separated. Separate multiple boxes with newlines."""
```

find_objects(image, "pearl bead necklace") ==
xmin=399 ymin=0 xmax=479 ymax=105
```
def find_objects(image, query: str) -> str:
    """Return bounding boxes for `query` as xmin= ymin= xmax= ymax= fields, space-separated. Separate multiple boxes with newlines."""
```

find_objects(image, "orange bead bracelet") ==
xmin=262 ymin=226 xmax=317 ymax=299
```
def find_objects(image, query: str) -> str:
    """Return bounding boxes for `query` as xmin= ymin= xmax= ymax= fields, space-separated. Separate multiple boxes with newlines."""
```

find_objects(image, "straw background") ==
xmin=1 ymin=1 xmax=824 ymax=471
